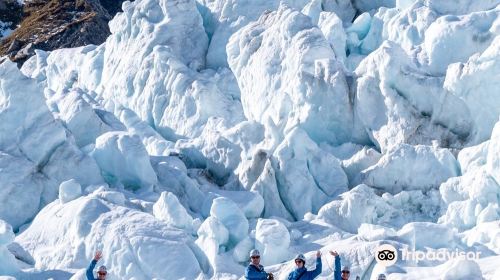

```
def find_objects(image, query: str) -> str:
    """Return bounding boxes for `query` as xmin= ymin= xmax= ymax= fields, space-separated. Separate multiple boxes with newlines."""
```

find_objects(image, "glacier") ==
xmin=0 ymin=0 xmax=499 ymax=279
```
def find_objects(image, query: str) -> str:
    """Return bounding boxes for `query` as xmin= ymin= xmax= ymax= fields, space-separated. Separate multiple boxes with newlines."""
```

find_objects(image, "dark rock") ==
xmin=0 ymin=0 xmax=133 ymax=65
xmin=0 ymin=0 xmax=23 ymax=37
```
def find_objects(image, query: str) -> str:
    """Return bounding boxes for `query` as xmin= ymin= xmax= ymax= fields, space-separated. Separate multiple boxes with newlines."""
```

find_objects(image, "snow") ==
xmin=59 ymin=179 xmax=82 ymax=204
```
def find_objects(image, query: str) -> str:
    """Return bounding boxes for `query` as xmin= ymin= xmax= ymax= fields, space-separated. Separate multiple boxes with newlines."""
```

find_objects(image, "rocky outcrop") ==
xmin=0 ymin=0 xmax=131 ymax=65
xmin=0 ymin=0 xmax=22 ymax=37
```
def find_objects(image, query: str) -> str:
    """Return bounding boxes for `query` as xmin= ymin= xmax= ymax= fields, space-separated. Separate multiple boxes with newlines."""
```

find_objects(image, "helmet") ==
xmin=98 ymin=265 xmax=107 ymax=272
xmin=294 ymin=254 xmax=306 ymax=263
xmin=249 ymin=249 xmax=260 ymax=257
xmin=377 ymin=274 xmax=386 ymax=280
xmin=342 ymin=265 xmax=350 ymax=272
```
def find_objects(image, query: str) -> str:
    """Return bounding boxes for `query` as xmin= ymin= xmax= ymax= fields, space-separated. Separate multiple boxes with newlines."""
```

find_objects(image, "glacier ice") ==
xmin=356 ymin=144 xmax=460 ymax=193
xmin=273 ymin=128 xmax=349 ymax=220
xmin=58 ymin=179 xmax=82 ymax=204
xmin=15 ymin=196 xmax=204 ymax=279
xmin=209 ymin=197 xmax=249 ymax=247
xmin=227 ymin=4 xmax=354 ymax=145
xmin=153 ymin=191 xmax=194 ymax=230
xmin=91 ymin=131 xmax=158 ymax=190
xmin=1 ymin=0 xmax=499 ymax=279
xmin=255 ymin=218 xmax=291 ymax=266
xmin=355 ymin=41 xmax=472 ymax=151
xmin=0 ymin=220 xmax=18 ymax=275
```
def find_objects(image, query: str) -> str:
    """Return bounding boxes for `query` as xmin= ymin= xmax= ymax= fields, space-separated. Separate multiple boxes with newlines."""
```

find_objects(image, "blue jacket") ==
xmin=86 ymin=259 xmax=98 ymax=280
xmin=287 ymin=257 xmax=322 ymax=280
xmin=333 ymin=256 xmax=341 ymax=280
xmin=245 ymin=263 xmax=268 ymax=280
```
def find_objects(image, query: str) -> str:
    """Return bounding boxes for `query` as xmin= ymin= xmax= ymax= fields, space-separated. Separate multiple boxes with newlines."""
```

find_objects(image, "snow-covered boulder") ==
xmin=153 ymin=191 xmax=193 ymax=231
xmin=255 ymin=219 xmax=291 ymax=266
xmin=59 ymin=179 xmax=82 ymax=204
xmin=0 ymin=220 xmax=18 ymax=275
xmin=357 ymin=144 xmax=460 ymax=193
xmin=91 ymin=132 xmax=158 ymax=190
xmin=15 ymin=196 xmax=204 ymax=279
xmin=227 ymin=4 xmax=354 ymax=145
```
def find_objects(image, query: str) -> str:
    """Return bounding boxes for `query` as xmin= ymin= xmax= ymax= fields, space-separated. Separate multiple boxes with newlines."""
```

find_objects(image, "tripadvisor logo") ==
xmin=375 ymin=244 xmax=398 ymax=267
xmin=374 ymin=244 xmax=482 ymax=266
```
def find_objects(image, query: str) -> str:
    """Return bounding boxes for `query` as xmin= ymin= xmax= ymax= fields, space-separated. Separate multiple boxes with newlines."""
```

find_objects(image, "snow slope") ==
xmin=0 ymin=0 xmax=499 ymax=279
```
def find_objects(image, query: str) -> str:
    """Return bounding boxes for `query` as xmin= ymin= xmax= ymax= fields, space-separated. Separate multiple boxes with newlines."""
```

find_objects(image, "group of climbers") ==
xmin=86 ymin=249 xmax=387 ymax=279
xmin=245 ymin=249 xmax=387 ymax=280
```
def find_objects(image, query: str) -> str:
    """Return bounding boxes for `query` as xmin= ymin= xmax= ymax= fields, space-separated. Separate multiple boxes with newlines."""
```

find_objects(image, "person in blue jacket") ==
xmin=287 ymin=251 xmax=322 ymax=280
xmin=330 ymin=250 xmax=350 ymax=280
xmin=86 ymin=251 xmax=107 ymax=280
xmin=245 ymin=249 xmax=273 ymax=280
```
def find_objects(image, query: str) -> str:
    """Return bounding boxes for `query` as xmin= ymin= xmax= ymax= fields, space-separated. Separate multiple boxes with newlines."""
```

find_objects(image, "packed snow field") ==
xmin=0 ymin=0 xmax=499 ymax=279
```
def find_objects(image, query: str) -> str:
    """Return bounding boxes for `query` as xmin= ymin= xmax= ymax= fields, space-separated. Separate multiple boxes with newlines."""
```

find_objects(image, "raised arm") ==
xmin=330 ymin=251 xmax=341 ymax=280
xmin=86 ymin=259 xmax=97 ymax=280
xmin=86 ymin=251 xmax=102 ymax=280
xmin=309 ymin=251 xmax=322 ymax=278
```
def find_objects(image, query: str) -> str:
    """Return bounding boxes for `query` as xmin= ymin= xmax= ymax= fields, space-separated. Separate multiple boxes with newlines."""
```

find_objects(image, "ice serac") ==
xmin=153 ymin=191 xmax=194 ymax=230
xmin=357 ymin=144 xmax=460 ymax=194
xmin=423 ymin=6 xmax=499 ymax=75
xmin=439 ymin=121 xmax=500 ymax=231
xmin=209 ymin=197 xmax=248 ymax=246
xmin=239 ymin=150 xmax=294 ymax=220
xmin=273 ymin=128 xmax=348 ymax=220
xmin=0 ymin=61 xmax=103 ymax=228
xmin=227 ymin=4 xmax=354 ymax=145
xmin=445 ymin=36 xmax=500 ymax=144
xmin=92 ymin=132 xmax=158 ymax=190
xmin=0 ymin=61 xmax=66 ymax=165
xmin=255 ymin=218 xmax=290 ymax=266
xmin=15 ymin=196 xmax=203 ymax=279
xmin=22 ymin=0 xmax=243 ymax=140
xmin=355 ymin=41 xmax=472 ymax=152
